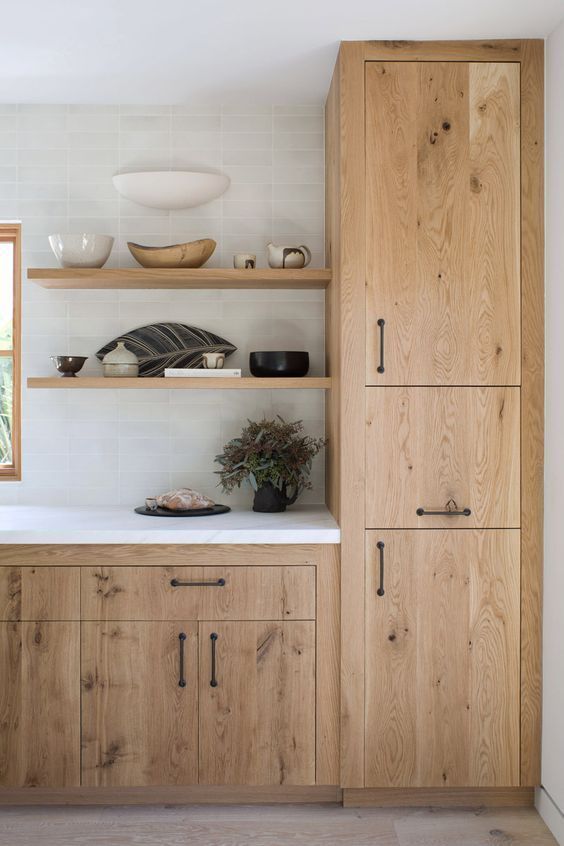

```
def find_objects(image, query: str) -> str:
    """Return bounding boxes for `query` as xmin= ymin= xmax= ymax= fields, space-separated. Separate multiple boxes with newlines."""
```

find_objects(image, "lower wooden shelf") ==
xmin=27 ymin=376 xmax=332 ymax=390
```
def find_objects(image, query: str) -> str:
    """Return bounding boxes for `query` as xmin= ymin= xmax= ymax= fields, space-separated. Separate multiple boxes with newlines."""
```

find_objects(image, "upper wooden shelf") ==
xmin=27 ymin=267 xmax=332 ymax=290
xmin=27 ymin=376 xmax=332 ymax=390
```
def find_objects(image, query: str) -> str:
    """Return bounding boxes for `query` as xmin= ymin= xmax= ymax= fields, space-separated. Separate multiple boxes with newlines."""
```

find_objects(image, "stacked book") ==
xmin=164 ymin=368 xmax=241 ymax=378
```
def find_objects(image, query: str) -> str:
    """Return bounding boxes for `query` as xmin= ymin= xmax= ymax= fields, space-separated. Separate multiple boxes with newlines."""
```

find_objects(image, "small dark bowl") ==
xmin=249 ymin=351 xmax=309 ymax=378
xmin=51 ymin=355 xmax=88 ymax=377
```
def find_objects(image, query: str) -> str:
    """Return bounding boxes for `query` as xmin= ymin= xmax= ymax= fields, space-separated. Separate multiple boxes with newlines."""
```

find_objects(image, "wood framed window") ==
xmin=0 ymin=223 xmax=21 ymax=479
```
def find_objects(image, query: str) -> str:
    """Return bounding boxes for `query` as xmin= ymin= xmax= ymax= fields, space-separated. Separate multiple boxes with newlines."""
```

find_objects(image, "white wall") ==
xmin=539 ymin=19 xmax=564 ymax=846
xmin=0 ymin=103 xmax=326 ymax=507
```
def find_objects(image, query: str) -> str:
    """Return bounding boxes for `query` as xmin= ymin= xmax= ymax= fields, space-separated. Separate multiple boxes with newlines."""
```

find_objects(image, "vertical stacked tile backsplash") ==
xmin=0 ymin=103 xmax=325 ymax=507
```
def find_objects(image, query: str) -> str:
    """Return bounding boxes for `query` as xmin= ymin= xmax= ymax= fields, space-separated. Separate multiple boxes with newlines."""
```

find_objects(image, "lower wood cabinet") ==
xmin=364 ymin=530 xmax=520 ymax=788
xmin=0 ymin=545 xmax=339 ymax=792
xmin=81 ymin=620 xmax=316 ymax=787
xmin=0 ymin=622 xmax=80 ymax=787
xmin=199 ymin=621 xmax=316 ymax=786
xmin=81 ymin=622 xmax=199 ymax=787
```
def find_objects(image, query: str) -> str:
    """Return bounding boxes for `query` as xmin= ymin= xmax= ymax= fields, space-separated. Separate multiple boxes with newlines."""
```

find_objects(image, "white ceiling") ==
xmin=2 ymin=0 xmax=563 ymax=104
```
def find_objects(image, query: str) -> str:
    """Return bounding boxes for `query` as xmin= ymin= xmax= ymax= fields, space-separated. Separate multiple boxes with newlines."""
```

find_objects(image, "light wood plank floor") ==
xmin=0 ymin=804 xmax=557 ymax=846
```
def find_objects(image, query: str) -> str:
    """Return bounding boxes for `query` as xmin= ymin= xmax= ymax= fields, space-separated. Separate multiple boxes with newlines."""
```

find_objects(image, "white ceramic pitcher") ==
xmin=266 ymin=242 xmax=312 ymax=269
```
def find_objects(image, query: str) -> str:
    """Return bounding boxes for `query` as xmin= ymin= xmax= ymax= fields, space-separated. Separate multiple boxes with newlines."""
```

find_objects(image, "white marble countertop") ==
xmin=0 ymin=505 xmax=340 ymax=545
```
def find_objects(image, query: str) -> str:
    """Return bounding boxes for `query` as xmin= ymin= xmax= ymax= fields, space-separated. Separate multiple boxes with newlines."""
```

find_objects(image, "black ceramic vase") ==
xmin=252 ymin=482 xmax=299 ymax=513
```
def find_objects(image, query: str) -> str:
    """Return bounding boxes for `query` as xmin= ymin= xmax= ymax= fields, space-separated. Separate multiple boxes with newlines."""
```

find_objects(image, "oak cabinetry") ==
xmin=0 ymin=544 xmax=338 ymax=795
xmin=82 ymin=580 xmax=317 ymax=787
xmin=0 ymin=566 xmax=80 ymax=621
xmin=0 ymin=567 xmax=81 ymax=788
xmin=362 ymin=56 xmax=522 ymax=789
xmin=199 ymin=621 xmax=316 ymax=785
xmin=325 ymin=40 xmax=543 ymax=796
xmin=365 ymin=61 xmax=521 ymax=387
xmin=365 ymin=531 xmax=520 ymax=787
xmin=365 ymin=387 xmax=520 ymax=528
xmin=81 ymin=566 xmax=316 ymax=621
xmin=82 ymin=621 xmax=199 ymax=787
xmin=0 ymin=622 xmax=80 ymax=787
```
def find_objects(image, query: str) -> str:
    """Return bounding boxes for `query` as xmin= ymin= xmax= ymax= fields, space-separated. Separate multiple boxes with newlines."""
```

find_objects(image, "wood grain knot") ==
xmin=97 ymin=584 xmax=124 ymax=599
xmin=100 ymin=741 xmax=121 ymax=768
xmin=470 ymin=175 xmax=482 ymax=193
xmin=442 ymin=121 xmax=451 ymax=131
xmin=257 ymin=629 xmax=276 ymax=663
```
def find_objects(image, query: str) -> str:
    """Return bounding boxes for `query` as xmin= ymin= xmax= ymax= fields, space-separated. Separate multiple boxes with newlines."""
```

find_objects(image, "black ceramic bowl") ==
xmin=249 ymin=351 xmax=309 ymax=378
xmin=50 ymin=355 xmax=88 ymax=377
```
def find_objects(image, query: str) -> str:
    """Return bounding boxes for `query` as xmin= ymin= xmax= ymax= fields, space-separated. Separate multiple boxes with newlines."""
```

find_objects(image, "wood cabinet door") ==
xmin=365 ymin=61 xmax=520 ymax=386
xmin=365 ymin=531 xmax=520 ymax=787
xmin=199 ymin=621 xmax=316 ymax=785
xmin=0 ymin=622 xmax=80 ymax=787
xmin=366 ymin=387 xmax=520 ymax=528
xmin=81 ymin=622 xmax=198 ymax=786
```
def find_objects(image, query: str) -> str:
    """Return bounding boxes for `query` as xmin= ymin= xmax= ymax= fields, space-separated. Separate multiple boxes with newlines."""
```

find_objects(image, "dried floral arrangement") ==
xmin=215 ymin=416 xmax=326 ymax=511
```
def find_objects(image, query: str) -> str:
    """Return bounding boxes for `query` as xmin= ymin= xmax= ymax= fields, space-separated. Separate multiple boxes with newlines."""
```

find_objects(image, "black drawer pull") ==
xmin=178 ymin=632 xmax=187 ymax=688
xmin=417 ymin=498 xmax=471 ymax=517
xmin=377 ymin=318 xmax=385 ymax=374
xmin=376 ymin=541 xmax=385 ymax=597
xmin=170 ymin=578 xmax=226 ymax=587
xmin=210 ymin=632 xmax=218 ymax=687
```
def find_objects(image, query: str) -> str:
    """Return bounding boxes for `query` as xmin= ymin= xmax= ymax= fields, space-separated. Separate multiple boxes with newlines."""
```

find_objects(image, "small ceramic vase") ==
xmin=202 ymin=352 xmax=225 ymax=369
xmin=233 ymin=253 xmax=256 ymax=269
xmin=102 ymin=341 xmax=139 ymax=377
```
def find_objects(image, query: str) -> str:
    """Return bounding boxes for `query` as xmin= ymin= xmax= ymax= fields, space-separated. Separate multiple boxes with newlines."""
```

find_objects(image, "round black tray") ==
xmin=134 ymin=504 xmax=231 ymax=518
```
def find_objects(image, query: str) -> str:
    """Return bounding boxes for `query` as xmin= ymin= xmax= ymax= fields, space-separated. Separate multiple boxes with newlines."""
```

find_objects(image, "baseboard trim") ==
xmin=343 ymin=787 xmax=535 ymax=808
xmin=536 ymin=787 xmax=564 ymax=845
xmin=0 ymin=784 xmax=342 ymax=806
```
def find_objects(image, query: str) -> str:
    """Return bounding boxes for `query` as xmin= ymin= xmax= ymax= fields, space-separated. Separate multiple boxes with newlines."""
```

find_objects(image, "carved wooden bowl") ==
xmin=127 ymin=238 xmax=216 ymax=268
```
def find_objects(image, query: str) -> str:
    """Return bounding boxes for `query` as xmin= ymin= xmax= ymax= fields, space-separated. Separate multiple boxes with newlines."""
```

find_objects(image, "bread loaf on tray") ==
xmin=155 ymin=487 xmax=215 ymax=511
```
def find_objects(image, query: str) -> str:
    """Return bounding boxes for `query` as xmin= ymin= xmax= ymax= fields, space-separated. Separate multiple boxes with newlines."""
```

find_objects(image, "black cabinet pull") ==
xmin=210 ymin=632 xmax=218 ymax=687
xmin=376 ymin=541 xmax=385 ymax=597
xmin=178 ymin=632 xmax=187 ymax=688
xmin=377 ymin=318 xmax=385 ymax=374
xmin=170 ymin=578 xmax=226 ymax=587
xmin=416 ymin=499 xmax=471 ymax=517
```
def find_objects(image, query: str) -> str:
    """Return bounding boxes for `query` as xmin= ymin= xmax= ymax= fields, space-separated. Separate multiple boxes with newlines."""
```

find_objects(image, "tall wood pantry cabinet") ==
xmin=325 ymin=40 xmax=544 ymax=801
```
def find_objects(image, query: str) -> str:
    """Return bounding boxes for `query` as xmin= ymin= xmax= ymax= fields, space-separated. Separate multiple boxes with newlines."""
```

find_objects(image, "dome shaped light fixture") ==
xmin=112 ymin=170 xmax=230 ymax=211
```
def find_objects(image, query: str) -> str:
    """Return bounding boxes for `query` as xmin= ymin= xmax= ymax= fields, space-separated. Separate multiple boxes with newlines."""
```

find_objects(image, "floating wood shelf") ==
xmin=27 ymin=377 xmax=332 ymax=390
xmin=27 ymin=267 xmax=331 ymax=290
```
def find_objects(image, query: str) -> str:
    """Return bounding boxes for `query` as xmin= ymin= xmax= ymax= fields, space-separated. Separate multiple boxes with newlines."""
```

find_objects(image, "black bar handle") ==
xmin=377 ymin=318 xmax=385 ymax=374
xmin=170 ymin=578 xmax=226 ymax=587
xmin=178 ymin=632 xmax=187 ymax=688
xmin=210 ymin=632 xmax=218 ymax=687
xmin=376 ymin=541 xmax=385 ymax=597
xmin=416 ymin=506 xmax=471 ymax=517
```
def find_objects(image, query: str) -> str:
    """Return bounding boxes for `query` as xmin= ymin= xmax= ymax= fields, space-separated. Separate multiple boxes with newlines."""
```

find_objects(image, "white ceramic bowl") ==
xmin=48 ymin=233 xmax=114 ymax=268
xmin=112 ymin=171 xmax=230 ymax=210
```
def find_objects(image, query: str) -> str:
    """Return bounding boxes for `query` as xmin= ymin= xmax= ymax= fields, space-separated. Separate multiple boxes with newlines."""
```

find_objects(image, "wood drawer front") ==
xmin=0 ymin=567 xmax=80 ymax=621
xmin=366 ymin=387 xmax=520 ymax=529
xmin=81 ymin=566 xmax=316 ymax=621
